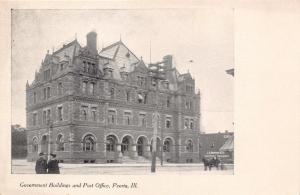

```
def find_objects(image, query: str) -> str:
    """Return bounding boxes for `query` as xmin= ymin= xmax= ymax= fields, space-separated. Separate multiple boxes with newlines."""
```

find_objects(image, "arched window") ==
xmin=106 ymin=135 xmax=117 ymax=152
xmin=56 ymin=134 xmax=64 ymax=151
xmin=163 ymin=139 xmax=171 ymax=152
xmin=83 ymin=134 xmax=96 ymax=151
xmin=32 ymin=137 xmax=38 ymax=152
xmin=81 ymin=109 xmax=87 ymax=121
xmin=186 ymin=140 xmax=193 ymax=152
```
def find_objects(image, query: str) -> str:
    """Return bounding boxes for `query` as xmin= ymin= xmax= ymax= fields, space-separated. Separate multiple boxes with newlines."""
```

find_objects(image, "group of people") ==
xmin=35 ymin=152 xmax=60 ymax=174
xmin=202 ymin=155 xmax=222 ymax=171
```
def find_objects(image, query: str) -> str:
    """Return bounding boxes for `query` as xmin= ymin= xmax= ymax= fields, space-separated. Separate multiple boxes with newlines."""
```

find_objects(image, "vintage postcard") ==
xmin=0 ymin=1 xmax=299 ymax=195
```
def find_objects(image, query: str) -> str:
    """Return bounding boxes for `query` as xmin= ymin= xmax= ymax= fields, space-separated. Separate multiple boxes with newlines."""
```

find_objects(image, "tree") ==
xmin=11 ymin=125 xmax=27 ymax=158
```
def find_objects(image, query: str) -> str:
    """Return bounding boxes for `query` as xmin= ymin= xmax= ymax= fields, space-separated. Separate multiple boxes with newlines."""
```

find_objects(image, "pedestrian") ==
xmin=202 ymin=157 xmax=209 ymax=171
xmin=35 ymin=152 xmax=47 ymax=174
xmin=47 ymin=153 xmax=60 ymax=174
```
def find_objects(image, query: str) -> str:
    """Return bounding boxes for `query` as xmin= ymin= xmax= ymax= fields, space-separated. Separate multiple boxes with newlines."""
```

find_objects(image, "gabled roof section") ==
xmin=133 ymin=59 xmax=148 ymax=73
xmin=51 ymin=39 xmax=82 ymax=64
xmin=99 ymin=40 xmax=139 ymax=62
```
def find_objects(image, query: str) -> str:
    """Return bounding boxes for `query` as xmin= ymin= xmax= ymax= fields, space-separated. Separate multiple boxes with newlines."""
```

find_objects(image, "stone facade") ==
xmin=26 ymin=31 xmax=201 ymax=163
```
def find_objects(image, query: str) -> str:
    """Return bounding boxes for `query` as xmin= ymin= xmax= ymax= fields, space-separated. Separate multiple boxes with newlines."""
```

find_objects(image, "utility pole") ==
xmin=149 ymin=61 xmax=166 ymax=172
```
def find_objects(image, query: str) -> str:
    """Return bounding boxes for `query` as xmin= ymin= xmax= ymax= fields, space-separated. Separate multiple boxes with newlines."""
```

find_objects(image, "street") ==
xmin=12 ymin=159 xmax=233 ymax=175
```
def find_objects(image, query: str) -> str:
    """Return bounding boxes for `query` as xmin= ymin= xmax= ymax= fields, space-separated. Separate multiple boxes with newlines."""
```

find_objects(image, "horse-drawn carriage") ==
xmin=202 ymin=156 xmax=222 ymax=171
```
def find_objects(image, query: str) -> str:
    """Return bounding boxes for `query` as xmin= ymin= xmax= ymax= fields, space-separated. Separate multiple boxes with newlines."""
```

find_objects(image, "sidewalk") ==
xmin=11 ymin=159 xmax=234 ymax=174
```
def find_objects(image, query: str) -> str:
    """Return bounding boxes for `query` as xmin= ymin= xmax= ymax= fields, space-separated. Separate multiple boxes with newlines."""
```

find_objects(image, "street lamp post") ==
xmin=149 ymin=61 xmax=166 ymax=172
xmin=47 ymin=119 xmax=53 ymax=161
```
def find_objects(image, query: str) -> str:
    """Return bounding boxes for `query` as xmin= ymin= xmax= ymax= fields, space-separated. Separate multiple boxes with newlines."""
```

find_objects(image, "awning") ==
xmin=219 ymin=136 xmax=234 ymax=152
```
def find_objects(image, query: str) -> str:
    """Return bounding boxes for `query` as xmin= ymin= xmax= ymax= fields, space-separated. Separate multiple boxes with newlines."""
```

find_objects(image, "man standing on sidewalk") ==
xmin=35 ymin=152 xmax=47 ymax=174
xmin=47 ymin=153 xmax=60 ymax=174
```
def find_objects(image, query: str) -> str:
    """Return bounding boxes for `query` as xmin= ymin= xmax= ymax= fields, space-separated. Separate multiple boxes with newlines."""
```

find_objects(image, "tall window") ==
xmin=89 ymin=82 xmax=95 ymax=95
xmin=184 ymin=119 xmax=189 ymax=129
xmin=58 ymin=82 xmax=63 ymax=95
xmin=106 ymin=136 xmax=116 ymax=152
xmin=83 ymin=61 xmax=87 ymax=72
xmin=43 ymin=88 xmax=47 ymax=100
xmin=33 ymin=113 xmax=37 ymax=126
xmin=124 ymin=112 xmax=131 ymax=125
xmin=44 ymin=69 xmax=50 ymax=81
xmin=163 ymin=139 xmax=171 ymax=152
xmin=186 ymin=140 xmax=193 ymax=152
xmin=46 ymin=109 xmax=51 ymax=124
xmin=185 ymin=100 xmax=192 ymax=110
xmin=139 ymin=113 xmax=146 ymax=126
xmin=32 ymin=137 xmax=38 ymax=152
xmin=58 ymin=106 xmax=63 ymax=121
xmin=87 ymin=62 xmax=91 ymax=73
xmin=108 ymin=110 xmax=116 ymax=124
xmin=46 ymin=87 xmax=51 ymax=99
xmin=110 ymin=88 xmax=115 ymax=98
xmin=91 ymin=107 xmax=97 ymax=121
xmin=81 ymin=107 xmax=88 ymax=121
xmin=83 ymin=134 xmax=95 ymax=151
xmin=92 ymin=63 xmax=96 ymax=74
xmin=82 ymin=81 xmax=87 ymax=93
xmin=165 ymin=118 xmax=171 ymax=128
xmin=190 ymin=119 xmax=194 ymax=130
xmin=43 ymin=110 xmax=47 ymax=124
xmin=33 ymin=92 xmax=37 ymax=103
xmin=126 ymin=91 xmax=130 ymax=102
xmin=137 ymin=93 xmax=143 ymax=104
xmin=166 ymin=97 xmax=171 ymax=108
xmin=56 ymin=134 xmax=64 ymax=151
xmin=144 ymin=93 xmax=147 ymax=104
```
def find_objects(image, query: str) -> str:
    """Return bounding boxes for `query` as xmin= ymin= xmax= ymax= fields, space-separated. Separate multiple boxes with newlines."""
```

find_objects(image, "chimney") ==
xmin=163 ymin=55 xmax=173 ymax=69
xmin=86 ymin=31 xmax=98 ymax=55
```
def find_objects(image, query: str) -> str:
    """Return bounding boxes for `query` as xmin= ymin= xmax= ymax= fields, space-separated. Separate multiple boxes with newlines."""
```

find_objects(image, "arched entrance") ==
xmin=40 ymin=135 xmax=48 ymax=153
xmin=150 ymin=137 xmax=161 ymax=153
xmin=121 ymin=135 xmax=134 ymax=156
xmin=106 ymin=134 xmax=119 ymax=163
xmin=137 ymin=136 xmax=148 ymax=156
xmin=163 ymin=137 xmax=175 ymax=162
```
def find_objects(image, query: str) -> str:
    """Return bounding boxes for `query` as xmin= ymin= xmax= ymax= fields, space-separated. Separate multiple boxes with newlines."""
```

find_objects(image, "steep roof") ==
xmin=99 ymin=40 xmax=140 ymax=79
xmin=99 ymin=40 xmax=139 ymax=61
xmin=50 ymin=39 xmax=81 ymax=64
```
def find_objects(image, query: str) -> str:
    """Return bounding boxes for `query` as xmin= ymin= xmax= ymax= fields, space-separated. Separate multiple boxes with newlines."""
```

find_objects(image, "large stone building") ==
xmin=26 ymin=31 xmax=201 ymax=163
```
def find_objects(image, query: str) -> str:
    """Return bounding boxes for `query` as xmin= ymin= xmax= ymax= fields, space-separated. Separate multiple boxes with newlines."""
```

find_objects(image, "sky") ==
xmin=11 ymin=9 xmax=234 ymax=133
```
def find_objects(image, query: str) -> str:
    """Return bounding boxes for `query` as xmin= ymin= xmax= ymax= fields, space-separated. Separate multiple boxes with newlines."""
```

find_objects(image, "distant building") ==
xmin=26 ymin=31 xmax=201 ymax=163
xmin=199 ymin=131 xmax=234 ymax=162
